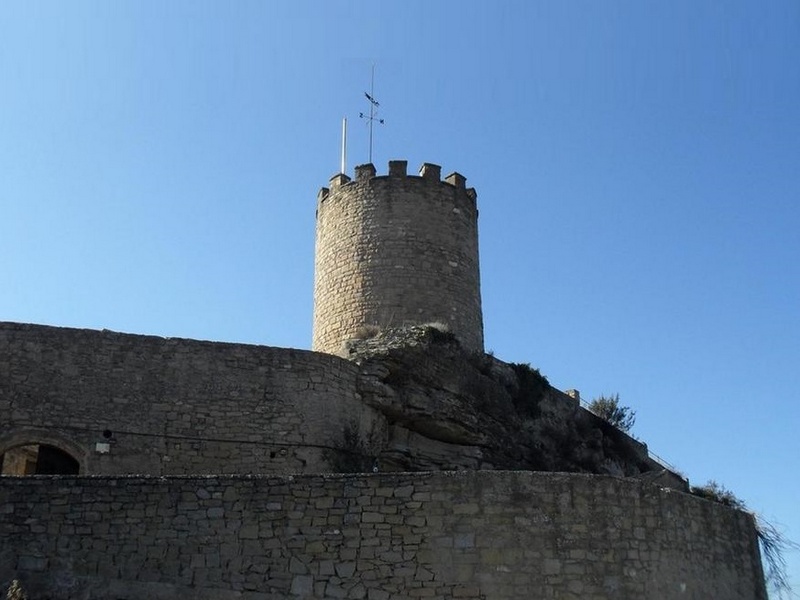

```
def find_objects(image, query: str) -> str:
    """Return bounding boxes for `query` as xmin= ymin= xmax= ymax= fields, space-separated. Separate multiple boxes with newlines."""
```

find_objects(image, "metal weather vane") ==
xmin=359 ymin=65 xmax=384 ymax=164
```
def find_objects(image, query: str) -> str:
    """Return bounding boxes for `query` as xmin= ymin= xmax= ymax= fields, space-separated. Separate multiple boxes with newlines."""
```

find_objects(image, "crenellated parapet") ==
xmin=312 ymin=161 xmax=484 ymax=355
xmin=317 ymin=161 xmax=478 ymax=209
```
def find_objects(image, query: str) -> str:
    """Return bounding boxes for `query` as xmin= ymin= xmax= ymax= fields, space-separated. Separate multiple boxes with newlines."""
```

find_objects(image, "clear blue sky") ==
xmin=2 ymin=1 xmax=798 ymax=595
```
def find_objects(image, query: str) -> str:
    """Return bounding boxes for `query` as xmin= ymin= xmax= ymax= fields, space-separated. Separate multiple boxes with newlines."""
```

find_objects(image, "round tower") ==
xmin=312 ymin=160 xmax=484 ymax=354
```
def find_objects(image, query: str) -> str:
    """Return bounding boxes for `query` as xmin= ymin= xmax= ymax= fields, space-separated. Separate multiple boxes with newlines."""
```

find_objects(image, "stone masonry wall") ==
xmin=0 ymin=322 xmax=385 ymax=475
xmin=312 ymin=161 xmax=484 ymax=355
xmin=0 ymin=471 xmax=765 ymax=600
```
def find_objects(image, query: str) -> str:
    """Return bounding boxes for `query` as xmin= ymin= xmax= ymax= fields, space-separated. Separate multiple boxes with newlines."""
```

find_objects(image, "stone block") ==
xmin=335 ymin=562 xmax=356 ymax=578
xmin=290 ymin=575 xmax=313 ymax=596
xmin=289 ymin=556 xmax=308 ymax=574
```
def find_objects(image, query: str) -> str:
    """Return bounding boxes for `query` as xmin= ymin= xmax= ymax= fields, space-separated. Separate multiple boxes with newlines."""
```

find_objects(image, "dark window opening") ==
xmin=1 ymin=444 xmax=80 ymax=475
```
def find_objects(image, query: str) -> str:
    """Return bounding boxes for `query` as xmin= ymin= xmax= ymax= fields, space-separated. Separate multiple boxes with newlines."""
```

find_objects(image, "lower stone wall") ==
xmin=0 ymin=471 xmax=765 ymax=600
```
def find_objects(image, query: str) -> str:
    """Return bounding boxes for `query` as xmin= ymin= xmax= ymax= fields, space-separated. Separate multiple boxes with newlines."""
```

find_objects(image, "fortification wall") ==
xmin=0 ymin=322 xmax=385 ymax=475
xmin=0 ymin=471 xmax=765 ymax=600
xmin=312 ymin=161 xmax=484 ymax=355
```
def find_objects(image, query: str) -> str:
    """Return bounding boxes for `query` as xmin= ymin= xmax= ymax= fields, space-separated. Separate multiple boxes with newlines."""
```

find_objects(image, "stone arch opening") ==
xmin=1 ymin=443 xmax=80 ymax=475
xmin=0 ymin=432 xmax=85 ymax=475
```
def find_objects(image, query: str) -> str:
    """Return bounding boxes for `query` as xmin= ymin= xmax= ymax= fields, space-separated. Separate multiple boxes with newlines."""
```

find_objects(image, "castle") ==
xmin=1 ymin=162 xmax=766 ymax=599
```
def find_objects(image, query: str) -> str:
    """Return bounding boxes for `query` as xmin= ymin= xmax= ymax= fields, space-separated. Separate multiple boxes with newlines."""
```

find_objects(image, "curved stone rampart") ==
xmin=0 ymin=470 xmax=765 ymax=599
xmin=0 ymin=322 xmax=385 ymax=475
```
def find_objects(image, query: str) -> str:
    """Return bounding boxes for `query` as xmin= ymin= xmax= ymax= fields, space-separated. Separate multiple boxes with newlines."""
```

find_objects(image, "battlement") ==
xmin=317 ymin=161 xmax=476 ymax=203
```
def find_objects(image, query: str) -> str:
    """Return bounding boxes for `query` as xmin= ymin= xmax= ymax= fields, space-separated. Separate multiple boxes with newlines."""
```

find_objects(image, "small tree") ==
xmin=588 ymin=393 xmax=636 ymax=432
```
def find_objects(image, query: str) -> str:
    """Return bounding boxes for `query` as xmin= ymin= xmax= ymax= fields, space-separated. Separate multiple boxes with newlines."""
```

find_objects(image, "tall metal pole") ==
xmin=368 ymin=66 xmax=375 ymax=163
xmin=341 ymin=117 xmax=347 ymax=175
xmin=360 ymin=65 xmax=384 ymax=165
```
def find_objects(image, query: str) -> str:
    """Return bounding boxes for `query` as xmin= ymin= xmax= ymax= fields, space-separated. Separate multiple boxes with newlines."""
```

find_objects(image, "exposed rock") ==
xmin=345 ymin=325 xmax=686 ymax=490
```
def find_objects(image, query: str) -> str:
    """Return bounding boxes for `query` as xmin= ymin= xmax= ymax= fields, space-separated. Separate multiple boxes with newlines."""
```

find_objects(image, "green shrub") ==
xmin=328 ymin=421 xmax=377 ymax=473
xmin=756 ymin=517 xmax=800 ymax=599
xmin=509 ymin=362 xmax=549 ymax=419
xmin=588 ymin=394 xmax=635 ymax=432
xmin=690 ymin=480 xmax=746 ymax=509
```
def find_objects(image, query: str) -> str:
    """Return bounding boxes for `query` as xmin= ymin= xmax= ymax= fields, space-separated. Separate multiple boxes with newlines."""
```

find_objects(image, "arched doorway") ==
xmin=1 ymin=443 xmax=80 ymax=475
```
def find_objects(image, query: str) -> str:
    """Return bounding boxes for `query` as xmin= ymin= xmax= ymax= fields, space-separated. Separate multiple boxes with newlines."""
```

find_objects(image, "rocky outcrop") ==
xmin=344 ymin=326 xmax=686 ymax=490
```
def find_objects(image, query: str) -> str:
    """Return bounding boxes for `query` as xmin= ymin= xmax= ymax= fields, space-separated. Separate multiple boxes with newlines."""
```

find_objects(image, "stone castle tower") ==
xmin=312 ymin=160 xmax=484 ymax=354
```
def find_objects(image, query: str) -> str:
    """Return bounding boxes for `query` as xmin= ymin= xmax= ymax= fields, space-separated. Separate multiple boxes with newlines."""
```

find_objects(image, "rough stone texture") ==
xmin=0 ymin=154 xmax=766 ymax=598
xmin=312 ymin=162 xmax=484 ymax=355
xmin=0 ymin=322 xmax=386 ymax=475
xmin=0 ymin=322 xmax=684 ymax=488
xmin=0 ymin=471 xmax=765 ymax=600
xmin=348 ymin=326 xmax=686 ymax=488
